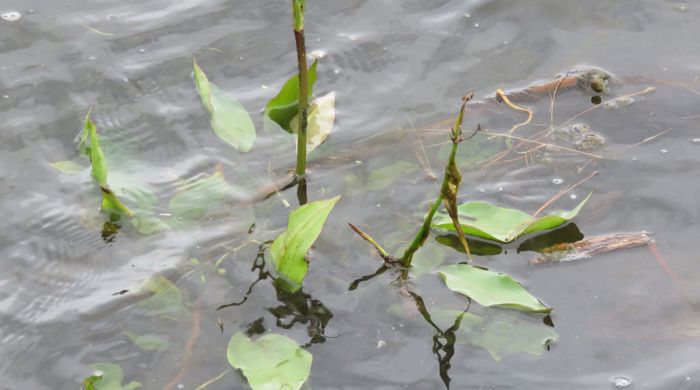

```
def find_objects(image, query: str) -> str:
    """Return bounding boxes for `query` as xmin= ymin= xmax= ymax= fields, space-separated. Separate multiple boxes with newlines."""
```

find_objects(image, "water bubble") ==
xmin=138 ymin=48 xmax=146 ymax=53
xmin=1 ymin=11 xmax=21 ymax=21
xmin=552 ymin=178 xmax=564 ymax=185
xmin=333 ymin=69 xmax=341 ymax=75
xmin=474 ymin=23 xmax=480 ymax=28
xmin=692 ymin=138 xmax=700 ymax=144
xmin=612 ymin=376 xmax=632 ymax=388
xmin=660 ymin=148 xmax=669 ymax=154
xmin=238 ymin=56 xmax=244 ymax=61
xmin=570 ymin=194 xmax=578 ymax=200
xmin=463 ymin=13 xmax=471 ymax=18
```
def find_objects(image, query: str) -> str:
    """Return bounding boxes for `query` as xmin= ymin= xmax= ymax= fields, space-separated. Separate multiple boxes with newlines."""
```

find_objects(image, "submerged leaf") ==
xmin=49 ymin=160 xmax=86 ymax=174
xmin=432 ymin=309 xmax=558 ymax=361
xmin=88 ymin=363 xmax=141 ymax=390
xmin=124 ymin=332 xmax=170 ymax=351
xmin=264 ymin=61 xmax=318 ymax=133
xmin=168 ymin=171 xmax=232 ymax=220
xmin=193 ymin=60 xmax=256 ymax=152
xmin=271 ymin=196 xmax=340 ymax=292
xmin=438 ymin=264 xmax=551 ymax=313
xmin=138 ymin=275 xmax=185 ymax=316
xmin=290 ymin=91 xmax=336 ymax=153
xmin=433 ymin=194 xmax=591 ymax=243
xmin=227 ymin=332 xmax=312 ymax=390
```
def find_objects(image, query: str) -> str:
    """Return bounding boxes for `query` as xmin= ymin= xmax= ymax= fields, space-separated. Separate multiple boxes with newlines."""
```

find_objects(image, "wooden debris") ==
xmin=530 ymin=232 xmax=655 ymax=265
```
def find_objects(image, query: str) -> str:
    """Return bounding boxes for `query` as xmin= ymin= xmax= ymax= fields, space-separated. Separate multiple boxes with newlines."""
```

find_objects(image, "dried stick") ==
xmin=531 ymin=170 xmax=598 ymax=218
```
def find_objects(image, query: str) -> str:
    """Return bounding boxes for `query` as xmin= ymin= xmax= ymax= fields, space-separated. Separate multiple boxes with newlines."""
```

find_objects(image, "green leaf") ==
xmin=77 ymin=108 xmax=94 ymax=157
xmin=264 ymin=61 xmax=318 ymax=133
xmin=432 ymin=193 xmax=591 ymax=243
xmin=87 ymin=114 xmax=108 ymax=186
xmin=101 ymin=187 xmax=134 ymax=218
xmin=438 ymin=264 xmax=551 ymax=313
xmin=49 ymin=160 xmax=86 ymax=173
xmin=227 ymin=332 xmax=312 ymax=390
xmin=432 ymin=310 xmax=558 ymax=361
xmin=193 ymin=59 xmax=256 ymax=152
xmin=290 ymin=91 xmax=336 ymax=153
xmin=138 ymin=275 xmax=185 ymax=316
xmin=88 ymin=363 xmax=141 ymax=390
xmin=168 ymin=171 xmax=232 ymax=220
xmin=270 ymin=195 xmax=340 ymax=292
xmin=82 ymin=374 xmax=102 ymax=390
xmin=124 ymin=332 xmax=170 ymax=351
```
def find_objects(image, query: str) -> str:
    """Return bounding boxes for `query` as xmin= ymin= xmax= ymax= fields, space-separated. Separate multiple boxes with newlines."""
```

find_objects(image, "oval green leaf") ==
xmin=271 ymin=195 xmax=340 ymax=292
xmin=227 ymin=332 xmax=312 ymax=390
xmin=193 ymin=60 xmax=256 ymax=152
xmin=432 ymin=193 xmax=591 ymax=243
xmin=438 ymin=264 xmax=551 ymax=313
xmin=264 ymin=61 xmax=318 ymax=133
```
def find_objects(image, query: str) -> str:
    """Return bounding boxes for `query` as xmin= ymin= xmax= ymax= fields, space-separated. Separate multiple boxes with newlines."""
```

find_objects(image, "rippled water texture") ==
xmin=1 ymin=0 xmax=699 ymax=389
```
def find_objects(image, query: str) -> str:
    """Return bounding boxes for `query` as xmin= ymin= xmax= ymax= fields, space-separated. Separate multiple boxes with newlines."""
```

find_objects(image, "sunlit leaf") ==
xmin=168 ymin=171 xmax=232 ymax=220
xmin=438 ymin=264 xmax=551 ymax=313
xmin=264 ymin=61 xmax=318 ymax=133
xmin=193 ymin=59 xmax=256 ymax=152
xmin=227 ymin=332 xmax=312 ymax=390
xmin=124 ymin=332 xmax=170 ymax=351
xmin=290 ymin=91 xmax=336 ymax=153
xmin=432 ymin=193 xmax=591 ymax=243
xmin=49 ymin=160 xmax=86 ymax=174
xmin=101 ymin=187 xmax=133 ymax=218
xmin=138 ymin=275 xmax=185 ymax=316
xmin=271 ymin=195 xmax=340 ymax=292
xmin=88 ymin=363 xmax=141 ymax=390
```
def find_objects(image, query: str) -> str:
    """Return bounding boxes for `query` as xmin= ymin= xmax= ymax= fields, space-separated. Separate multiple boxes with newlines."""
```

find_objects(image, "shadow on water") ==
xmin=216 ymin=240 xmax=333 ymax=348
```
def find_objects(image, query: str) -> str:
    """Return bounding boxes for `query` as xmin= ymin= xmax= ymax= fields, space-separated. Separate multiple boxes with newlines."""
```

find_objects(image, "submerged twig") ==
xmin=195 ymin=369 xmax=232 ymax=390
xmin=530 ymin=232 xmax=655 ymax=265
xmin=496 ymin=88 xmax=533 ymax=148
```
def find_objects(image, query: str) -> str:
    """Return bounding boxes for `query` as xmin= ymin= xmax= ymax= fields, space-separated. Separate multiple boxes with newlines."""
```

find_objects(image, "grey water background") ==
xmin=1 ymin=0 xmax=700 ymax=388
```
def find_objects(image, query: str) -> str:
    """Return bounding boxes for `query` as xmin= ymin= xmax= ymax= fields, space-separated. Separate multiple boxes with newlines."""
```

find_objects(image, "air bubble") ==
xmin=1 ymin=11 xmax=21 ymax=21
xmin=570 ymin=194 xmax=577 ymax=200
xmin=612 ymin=376 xmax=632 ymax=388
xmin=692 ymin=138 xmax=700 ymax=144
xmin=552 ymin=178 xmax=564 ymax=185
xmin=660 ymin=148 xmax=669 ymax=154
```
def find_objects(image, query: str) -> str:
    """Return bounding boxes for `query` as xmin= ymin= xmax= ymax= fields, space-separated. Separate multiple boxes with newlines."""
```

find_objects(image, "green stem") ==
xmin=401 ymin=194 xmax=444 ymax=267
xmin=293 ymin=4 xmax=308 ymax=178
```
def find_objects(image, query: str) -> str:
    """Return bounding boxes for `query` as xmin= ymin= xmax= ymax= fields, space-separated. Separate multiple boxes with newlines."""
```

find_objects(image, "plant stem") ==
xmin=401 ymin=194 xmax=444 ymax=267
xmin=293 ymin=0 xmax=308 ymax=178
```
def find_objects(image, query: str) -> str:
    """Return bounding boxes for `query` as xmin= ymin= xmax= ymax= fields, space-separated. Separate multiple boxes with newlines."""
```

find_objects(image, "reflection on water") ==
xmin=1 ymin=0 xmax=700 ymax=388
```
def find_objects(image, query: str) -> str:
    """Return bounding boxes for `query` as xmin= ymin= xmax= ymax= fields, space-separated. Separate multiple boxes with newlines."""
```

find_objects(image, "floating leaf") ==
xmin=270 ymin=195 xmax=340 ymax=292
xmin=264 ymin=61 xmax=318 ymax=133
xmin=193 ymin=59 xmax=256 ymax=152
xmin=124 ymin=332 xmax=170 ymax=351
xmin=290 ymin=91 xmax=336 ymax=153
xmin=88 ymin=363 xmax=141 ymax=390
xmin=168 ymin=171 xmax=232 ymax=220
xmin=227 ymin=332 xmax=312 ymax=390
xmin=438 ymin=264 xmax=551 ymax=313
xmin=432 ymin=193 xmax=591 ymax=243
xmin=432 ymin=310 xmax=558 ymax=361
xmin=49 ymin=160 xmax=86 ymax=174
xmin=138 ymin=275 xmax=185 ymax=316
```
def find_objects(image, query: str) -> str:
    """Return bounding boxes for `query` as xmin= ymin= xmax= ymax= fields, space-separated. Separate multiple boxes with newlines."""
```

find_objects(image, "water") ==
xmin=1 ymin=0 xmax=700 ymax=389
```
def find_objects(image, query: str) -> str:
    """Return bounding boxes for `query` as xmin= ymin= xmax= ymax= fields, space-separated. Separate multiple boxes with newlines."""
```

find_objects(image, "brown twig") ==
xmin=531 ymin=170 xmax=598 ymax=218
xmin=627 ymin=127 xmax=674 ymax=148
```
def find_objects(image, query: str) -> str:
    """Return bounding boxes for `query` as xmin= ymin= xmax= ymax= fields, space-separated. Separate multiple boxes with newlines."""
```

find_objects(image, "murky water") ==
xmin=1 ymin=0 xmax=700 ymax=389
